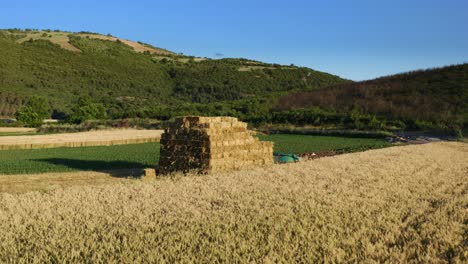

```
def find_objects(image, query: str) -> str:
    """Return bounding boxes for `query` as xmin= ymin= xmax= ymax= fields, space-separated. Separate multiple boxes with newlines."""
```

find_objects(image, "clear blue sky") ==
xmin=2 ymin=0 xmax=467 ymax=80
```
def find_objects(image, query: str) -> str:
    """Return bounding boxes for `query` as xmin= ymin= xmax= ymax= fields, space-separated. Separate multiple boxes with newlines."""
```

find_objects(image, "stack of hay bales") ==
xmin=159 ymin=116 xmax=273 ymax=175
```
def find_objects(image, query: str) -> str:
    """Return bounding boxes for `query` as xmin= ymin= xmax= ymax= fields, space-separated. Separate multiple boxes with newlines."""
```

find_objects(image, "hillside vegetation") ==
xmin=277 ymin=64 xmax=468 ymax=131
xmin=0 ymin=29 xmax=344 ymax=121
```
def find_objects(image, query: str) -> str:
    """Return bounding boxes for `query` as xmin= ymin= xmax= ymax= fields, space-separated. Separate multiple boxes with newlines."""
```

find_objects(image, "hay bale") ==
xmin=158 ymin=116 xmax=274 ymax=175
xmin=143 ymin=168 xmax=157 ymax=180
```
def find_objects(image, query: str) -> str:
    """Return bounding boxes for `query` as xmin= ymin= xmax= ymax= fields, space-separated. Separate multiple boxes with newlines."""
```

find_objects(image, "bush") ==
xmin=15 ymin=106 xmax=41 ymax=127
xmin=15 ymin=96 xmax=50 ymax=127
xmin=68 ymin=97 xmax=107 ymax=124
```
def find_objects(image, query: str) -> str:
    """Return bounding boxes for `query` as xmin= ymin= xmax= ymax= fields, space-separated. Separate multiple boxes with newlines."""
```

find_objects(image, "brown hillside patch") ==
xmin=78 ymin=33 xmax=174 ymax=55
xmin=12 ymin=31 xmax=173 ymax=55
xmin=16 ymin=32 xmax=82 ymax=52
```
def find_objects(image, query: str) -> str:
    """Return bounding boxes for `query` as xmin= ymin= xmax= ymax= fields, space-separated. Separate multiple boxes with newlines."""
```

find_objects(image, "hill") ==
xmin=276 ymin=64 xmax=468 ymax=131
xmin=0 ymin=29 xmax=345 ymax=121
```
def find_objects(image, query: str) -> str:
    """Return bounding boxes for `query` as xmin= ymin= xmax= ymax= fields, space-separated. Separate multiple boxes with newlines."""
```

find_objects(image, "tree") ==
xmin=16 ymin=106 xmax=41 ymax=127
xmin=68 ymin=96 xmax=107 ymax=124
xmin=27 ymin=96 xmax=50 ymax=119
xmin=15 ymin=96 xmax=50 ymax=127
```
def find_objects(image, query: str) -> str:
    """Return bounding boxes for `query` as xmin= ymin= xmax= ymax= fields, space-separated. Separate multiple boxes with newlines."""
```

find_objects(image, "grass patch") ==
xmin=0 ymin=132 xmax=36 ymax=136
xmin=0 ymin=143 xmax=160 ymax=175
xmin=0 ymin=134 xmax=390 ymax=175
xmin=258 ymin=134 xmax=390 ymax=154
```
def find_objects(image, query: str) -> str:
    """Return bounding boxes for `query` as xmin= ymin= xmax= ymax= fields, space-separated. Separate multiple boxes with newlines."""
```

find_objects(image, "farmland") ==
xmin=0 ymin=129 xmax=162 ymax=150
xmin=258 ymin=134 xmax=390 ymax=153
xmin=0 ymin=134 xmax=390 ymax=175
xmin=0 ymin=143 xmax=159 ymax=175
xmin=0 ymin=142 xmax=466 ymax=262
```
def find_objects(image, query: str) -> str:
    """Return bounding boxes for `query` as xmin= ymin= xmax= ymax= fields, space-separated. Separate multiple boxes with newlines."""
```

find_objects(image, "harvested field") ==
xmin=0 ymin=127 xmax=36 ymax=133
xmin=0 ymin=129 xmax=163 ymax=150
xmin=0 ymin=142 xmax=466 ymax=262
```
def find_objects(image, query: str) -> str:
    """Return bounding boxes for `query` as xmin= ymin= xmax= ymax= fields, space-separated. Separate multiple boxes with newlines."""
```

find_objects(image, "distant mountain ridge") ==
xmin=2 ymin=28 xmax=464 ymax=132
xmin=0 ymin=29 xmax=345 ymax=120
xmin=277 ymin=63 xmax=468 ymax=130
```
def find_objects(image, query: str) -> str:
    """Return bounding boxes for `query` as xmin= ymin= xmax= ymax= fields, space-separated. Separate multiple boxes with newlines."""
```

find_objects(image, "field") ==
xmin=0 ymin=142 xmax=466 ymax=262
xmin=0 ymin=143 xmax=159 ymax=175
xmin=0 ymin=129 xmax=162 ymax=150
xmin=258 ymin=134 xmax=390 ymax=153
xmin=0 ymin=134 xmax=390 ymax=175
xmin=0 ymin=127 xmax=36 ymax=133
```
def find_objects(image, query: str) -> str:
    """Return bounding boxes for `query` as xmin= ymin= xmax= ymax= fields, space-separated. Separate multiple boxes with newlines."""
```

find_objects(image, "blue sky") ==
xmin=2 ymin=0 xmax=467 ymax=80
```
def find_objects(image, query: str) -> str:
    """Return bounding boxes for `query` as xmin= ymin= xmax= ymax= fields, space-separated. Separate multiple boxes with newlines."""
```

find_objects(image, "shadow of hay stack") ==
xmin=159 ymin=116 xmax=274 ymax=175
xmin=33 ymin=158 xmax=145 ymax=178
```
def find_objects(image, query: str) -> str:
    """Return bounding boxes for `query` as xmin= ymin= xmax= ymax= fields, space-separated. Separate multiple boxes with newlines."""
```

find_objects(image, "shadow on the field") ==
xmin=33 ymin=158 xmax=147 ymax=178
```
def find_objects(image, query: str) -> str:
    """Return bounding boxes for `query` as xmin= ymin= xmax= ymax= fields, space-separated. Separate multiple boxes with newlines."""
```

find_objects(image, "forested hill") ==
xmin=277 ymin=64 xmax=468 ymax=130
xmin=0 ymin=29 xmax=345 ymax=119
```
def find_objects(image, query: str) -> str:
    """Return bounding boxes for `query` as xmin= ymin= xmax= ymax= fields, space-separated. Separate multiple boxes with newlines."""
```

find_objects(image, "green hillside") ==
xmin=0 ymin=29 xmax=345 ymax=120
xmin=276 ymin=64 xmax=468 ymax=131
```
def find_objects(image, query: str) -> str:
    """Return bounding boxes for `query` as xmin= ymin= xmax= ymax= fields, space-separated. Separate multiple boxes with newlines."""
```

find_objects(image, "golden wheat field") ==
xmin=0 ymin=129 xmax=163 ymax=150
xmin=0 ymin=142 xmax=466 ymax=262
xmin=0 ymin=127 xmax=36 ymax=133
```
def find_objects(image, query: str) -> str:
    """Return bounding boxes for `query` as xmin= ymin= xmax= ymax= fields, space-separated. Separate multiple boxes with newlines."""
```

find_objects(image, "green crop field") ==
xmin=258 ymin=134 xmax=390 ymax=154
xmin=0 ymin=143 xmax=160 ymax=175
xmin=0 ymin=134 xmax=390 ymax=175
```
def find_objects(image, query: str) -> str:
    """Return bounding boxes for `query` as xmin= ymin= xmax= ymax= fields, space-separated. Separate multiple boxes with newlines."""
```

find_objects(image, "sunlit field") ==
xmin=0 ymin=142 xmax=466 ymax=262
xmin=0 ymin=134 xmax=390 ymax=175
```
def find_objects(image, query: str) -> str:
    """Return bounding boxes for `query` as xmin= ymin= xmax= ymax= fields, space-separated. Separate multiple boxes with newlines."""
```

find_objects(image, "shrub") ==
xmin=68 ymin=97 xmax=107 ymax=124
xmin=15 ymin=96 xmax=50 ymax=127
xmin=15 ymin=106 xmax=41 ymax=127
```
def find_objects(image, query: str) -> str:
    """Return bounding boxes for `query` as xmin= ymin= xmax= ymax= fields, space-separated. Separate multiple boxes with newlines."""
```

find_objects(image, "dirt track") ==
xmin=0 ymin=129 xmax=163 ymax=150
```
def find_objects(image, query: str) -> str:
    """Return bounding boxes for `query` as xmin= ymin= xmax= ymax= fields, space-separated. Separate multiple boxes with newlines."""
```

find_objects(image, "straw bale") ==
xmin=158 ymin=116 xmax=273 ymax=175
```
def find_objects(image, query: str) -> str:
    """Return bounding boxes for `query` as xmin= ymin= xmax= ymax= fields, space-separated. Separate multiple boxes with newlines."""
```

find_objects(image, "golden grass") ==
xmin=0 ymin=169 xmax=141 ymax=194
xmin=13 ymin=31 xmax=171 ymax=55
xmin=77 ymin=34 xmax=173 ymax=55
xmin=237 ymin=66 xmax=296 ymax=71
xmin=0 ymin=142 xmax=466 ymax=262
xmin=0 ymin=129 xmax=163 ymax=150
xmin=0 ymin=127 xmax=36 ymax=133
xmin=16 ymin=32 xmax=82 ymax=52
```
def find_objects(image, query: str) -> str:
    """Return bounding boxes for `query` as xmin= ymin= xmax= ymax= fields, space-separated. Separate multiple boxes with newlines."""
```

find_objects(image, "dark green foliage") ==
xmin=15 ymin=96 xmax=50 ymax=127
xmin=278 ymin=64 xmax=468 ymax=131
xmin=15 ymin=106 xmax=41 ymax=127
xmin=0 ymin=30 xmax=345 ymax=121
xmin=68 ymin=96 xmax=107 ymax=124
